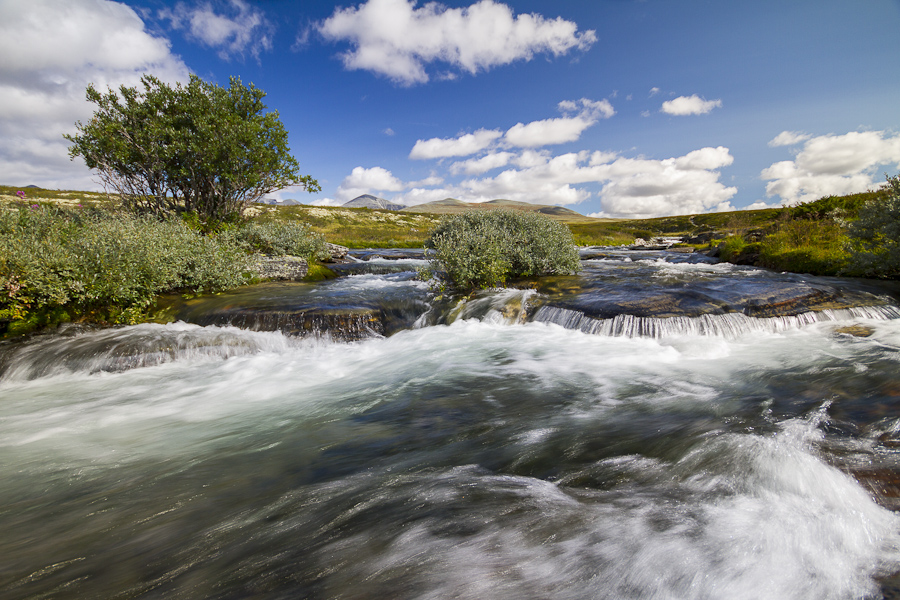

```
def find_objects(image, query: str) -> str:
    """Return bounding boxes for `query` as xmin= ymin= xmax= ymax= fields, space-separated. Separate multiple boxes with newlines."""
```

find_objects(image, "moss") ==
xmin=304 ymin=263 xmax=339 ymax=281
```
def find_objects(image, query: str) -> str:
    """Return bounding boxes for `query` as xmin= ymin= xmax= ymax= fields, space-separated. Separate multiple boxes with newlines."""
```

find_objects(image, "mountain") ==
xmin=401 ymin=198 xmax=593 ymax=221
xmin=343 ymin=194 xmax=405 ymax=211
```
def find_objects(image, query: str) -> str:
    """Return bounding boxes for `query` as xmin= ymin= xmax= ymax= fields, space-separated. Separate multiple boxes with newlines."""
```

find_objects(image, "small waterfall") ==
xmin=531 ymin=304 xmax=900 ymax=338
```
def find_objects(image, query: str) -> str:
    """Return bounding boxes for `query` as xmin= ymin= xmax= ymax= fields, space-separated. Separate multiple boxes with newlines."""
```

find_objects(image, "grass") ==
xmin=259 ymin=204 xmax=442 ymax=248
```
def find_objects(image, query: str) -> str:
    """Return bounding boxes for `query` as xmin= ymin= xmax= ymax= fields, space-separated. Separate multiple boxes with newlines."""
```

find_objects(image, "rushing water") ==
xmin=2 ymin=249 xmax=900 ymax=599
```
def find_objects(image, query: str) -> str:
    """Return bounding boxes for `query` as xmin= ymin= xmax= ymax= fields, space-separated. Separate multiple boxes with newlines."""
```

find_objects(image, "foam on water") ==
xmin=2 ymin=316 xmax=900 ymax=597
xmin=533 ymin=304 xmax=900 ymax=338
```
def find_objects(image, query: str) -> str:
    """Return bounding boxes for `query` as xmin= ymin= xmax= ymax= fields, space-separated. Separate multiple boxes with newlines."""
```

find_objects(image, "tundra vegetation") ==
xmin=2 ymin=171 xmax=898 ymax=336
xmin=425 ymin=210 xmax=581 ymax=290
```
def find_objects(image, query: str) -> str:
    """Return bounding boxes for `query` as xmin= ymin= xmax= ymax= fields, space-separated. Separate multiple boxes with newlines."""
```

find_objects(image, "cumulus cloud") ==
xmin=761 ymin=130 xmax=900 ymax=205
xmin=450 ymin=152 xmax=514 ymax=175
xmin=661 ymin=95 xmax=722 ymax=116
xmin=335 ymin=166 xmax=407 ymax=201
xmin=160 ymin=0 xmax=273 ymax=61
xmin=411 ymin=98 xmax=613 ymax=162
xmin=768 ymin=130 xmax=812 ymax=147
xmin=410 ymin=129 xmax=503 ymax=160
xmin=504 ymin=98 xmax=614 ymax=148
xmin=0 ymin=0 xmax=191 ymax=189
xmin=317 ymin=0 xmax=596 ymax=85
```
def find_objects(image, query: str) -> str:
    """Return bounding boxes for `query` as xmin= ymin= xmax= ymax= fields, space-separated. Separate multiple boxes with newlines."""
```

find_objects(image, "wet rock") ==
xmin=325 ymin=242 xmax=350 ymax=262
xmin=834 ymin=324 xmax=875 ymax=337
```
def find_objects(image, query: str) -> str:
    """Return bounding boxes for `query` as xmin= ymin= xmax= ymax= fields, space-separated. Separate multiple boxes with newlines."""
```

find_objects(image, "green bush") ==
xmin=425 ymin=209 xmax=580 ymax=290
xmin=757 ymin=219 xmax=849 ymax=275
xmin=226 ymin=220 xmax=330 ymax=260
xmin=717 ymin=236 xmax=747 ymax=262
xmin=0 ymin=206 xmax=251 ymax=331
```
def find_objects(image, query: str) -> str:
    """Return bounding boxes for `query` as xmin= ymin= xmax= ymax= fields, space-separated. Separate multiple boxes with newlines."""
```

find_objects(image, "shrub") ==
xmin=846 ymin=174 xmax=900 ymax=278
xmin=757 ymin=219 xmax=849 ymax=275
xmin=425 ymin=209 xmax=580 ymax=290
xmin=717 ymin=236 xmax=747 ymax=262
xmin=226 ymin=220 xmax=330 ymax=260
xmin=0 ymin=206 xmax=250 ymax=331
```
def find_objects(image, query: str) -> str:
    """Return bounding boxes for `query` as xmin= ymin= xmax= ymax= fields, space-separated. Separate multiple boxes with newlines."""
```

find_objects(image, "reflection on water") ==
xmin=1 ymin=249 xmax=900 ymax=599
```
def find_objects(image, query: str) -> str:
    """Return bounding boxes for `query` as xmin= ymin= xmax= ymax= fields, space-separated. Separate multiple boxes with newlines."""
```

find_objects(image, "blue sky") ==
xmin=1 ymin=0 xmax=899 ymax=217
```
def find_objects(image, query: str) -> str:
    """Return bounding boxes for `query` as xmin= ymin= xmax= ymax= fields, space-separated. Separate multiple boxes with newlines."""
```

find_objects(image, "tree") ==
xmin=66 ymin=74 xmax=319 ymax=223
xmin=426 ymin=209 xmax=581 ymax=290
xmin=846 ymin=174 xmax=900 ymax=278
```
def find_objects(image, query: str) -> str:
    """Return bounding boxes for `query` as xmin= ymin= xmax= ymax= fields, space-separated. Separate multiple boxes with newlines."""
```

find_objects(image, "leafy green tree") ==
xmin=66 ymin=74 xmax=319 ymax=223
xmin=846 ymin=174 xmax=900 ymax=278
xmin=426 ymin=209 xmax=580 ymax=290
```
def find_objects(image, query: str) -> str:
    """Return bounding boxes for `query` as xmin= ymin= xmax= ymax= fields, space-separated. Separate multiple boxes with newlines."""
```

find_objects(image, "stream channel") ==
xmin=3 ymin=247 xmax=900 ymax=599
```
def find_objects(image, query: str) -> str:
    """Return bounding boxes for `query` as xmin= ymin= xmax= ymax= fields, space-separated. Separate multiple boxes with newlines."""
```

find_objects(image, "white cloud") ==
xmin=317 ymin=0 xmax=596 ymax=85
xmin=504 ymin=98 xmax=614 ymax=148
xmin=0 ymin=0 xmax=191 ymax=189
xmin=450 ymin=152 xmax=514 ymax=175
xmin=336 ymin=166 xmax=406 ymax=201
xmin=591 ymin=149 xmax=736 ymax=218
xmin=649 ymin=87 xmax=660 ymax=97
xmin=339 ymin=145 xmax=735 ymax=217
xmin=410 ymin=129 xmax=502 ymax=160
xmin=383 ymin=127 xmax=395 ymax=136
xmin=160 ymin=0 xmax=273 ymax=61
xmin=761 ymin=130 xmax=900 ymax=205
xmin=661 ymin=95 xmax=722 ymax=116
xmin=768 ymin=130 xmax=812 ymax=147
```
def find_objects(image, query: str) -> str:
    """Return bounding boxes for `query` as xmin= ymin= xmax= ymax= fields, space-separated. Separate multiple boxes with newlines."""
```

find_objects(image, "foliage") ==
xmin=425 ymin=209 xmax=580 ymax=290
xmin=0 ymin=205 xmax=251 ymax=334
xmin=787 ymin=189 xmax=884 ymax=221
xmin=717 ymin=236 xmax=748 ymax=262
xmin=224 ymin=219 xmax=330 ymax=260
xmin=846 ymin=174 xmax=900 ymax=278
xmin=757 ymin=218 xmax=849 ymax=275
xmin=65 ymin=74 xmax=319 ymax=224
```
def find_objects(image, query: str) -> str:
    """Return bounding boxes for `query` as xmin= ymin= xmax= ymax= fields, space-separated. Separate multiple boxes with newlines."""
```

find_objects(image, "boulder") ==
xmin=253 ymin=255 xmax=308 ymax=281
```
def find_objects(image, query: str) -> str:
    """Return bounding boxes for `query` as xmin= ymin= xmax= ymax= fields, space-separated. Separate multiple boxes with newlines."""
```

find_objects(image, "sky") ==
xmin=1 ymin=0 xmax=899 ymax=218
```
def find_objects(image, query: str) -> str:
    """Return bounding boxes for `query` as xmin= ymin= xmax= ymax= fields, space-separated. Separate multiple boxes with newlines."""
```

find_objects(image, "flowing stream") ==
xmin=2 ymin=249 xmax=900 ymax=599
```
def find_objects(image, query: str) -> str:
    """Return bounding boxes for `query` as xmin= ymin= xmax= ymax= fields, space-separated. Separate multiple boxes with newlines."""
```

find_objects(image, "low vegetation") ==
xmin=262 ymin=204 xmax=440 ymax=248
xmin=425 ymin=209 xmax=580 ymax=290
xmin=0 ymin=202 xmax=326 ymax=336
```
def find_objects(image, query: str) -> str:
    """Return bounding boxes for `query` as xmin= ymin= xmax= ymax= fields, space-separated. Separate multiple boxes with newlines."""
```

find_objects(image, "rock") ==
xmin=834 ymin=324 xmax=875 ymax=337
xmin=325 ymin=242 xmax=350 ymax=262
xmin=253 ymin=255 xmax=308 ymax=281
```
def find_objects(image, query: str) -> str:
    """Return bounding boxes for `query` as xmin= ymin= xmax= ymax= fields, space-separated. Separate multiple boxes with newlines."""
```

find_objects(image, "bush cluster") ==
xmin=0 ymin=206 xmax=251 ymax=331
xmin=758 ymin=219 xmax=849 ymax=275
xmin=223 ymin=219 xmax=330 ymax=260
xmin=425 ymin=209 xmax=580 ymax=290
xmin=846 ymin=174 xmax=900 ymax=278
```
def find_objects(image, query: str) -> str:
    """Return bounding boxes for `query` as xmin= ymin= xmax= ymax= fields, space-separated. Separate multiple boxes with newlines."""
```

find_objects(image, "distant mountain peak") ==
xmin=343 ymin=194 xmax=404 ymax=211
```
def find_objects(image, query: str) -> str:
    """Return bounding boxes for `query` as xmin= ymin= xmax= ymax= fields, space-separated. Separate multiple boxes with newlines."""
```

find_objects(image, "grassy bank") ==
xmin=0 ymin=197 xmax=328 ymax=337
xmin=262 ymin=205 xmax=441 ymax=248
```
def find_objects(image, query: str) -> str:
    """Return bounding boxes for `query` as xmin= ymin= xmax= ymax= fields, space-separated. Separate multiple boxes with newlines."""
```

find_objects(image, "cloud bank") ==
xmin=317 ymin=0 xmax=597 ymax=85
xmin=762 ymin=130 xmax=900 ymax=205
xmin=0 ymin=0 xmax=191 ymax=189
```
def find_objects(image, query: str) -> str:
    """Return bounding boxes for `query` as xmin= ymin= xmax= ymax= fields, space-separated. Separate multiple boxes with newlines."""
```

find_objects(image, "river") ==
xmin=1 ymin=248 xmax=900 ymax=599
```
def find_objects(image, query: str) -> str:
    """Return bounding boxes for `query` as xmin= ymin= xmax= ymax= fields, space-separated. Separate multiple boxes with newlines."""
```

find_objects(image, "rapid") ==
xmin=2 ymin=249 xmax=900 ymax=599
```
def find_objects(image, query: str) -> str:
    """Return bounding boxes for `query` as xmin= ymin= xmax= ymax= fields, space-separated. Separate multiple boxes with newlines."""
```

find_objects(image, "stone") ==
xmin=253 ymin=255 xmax=308 ymax=281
